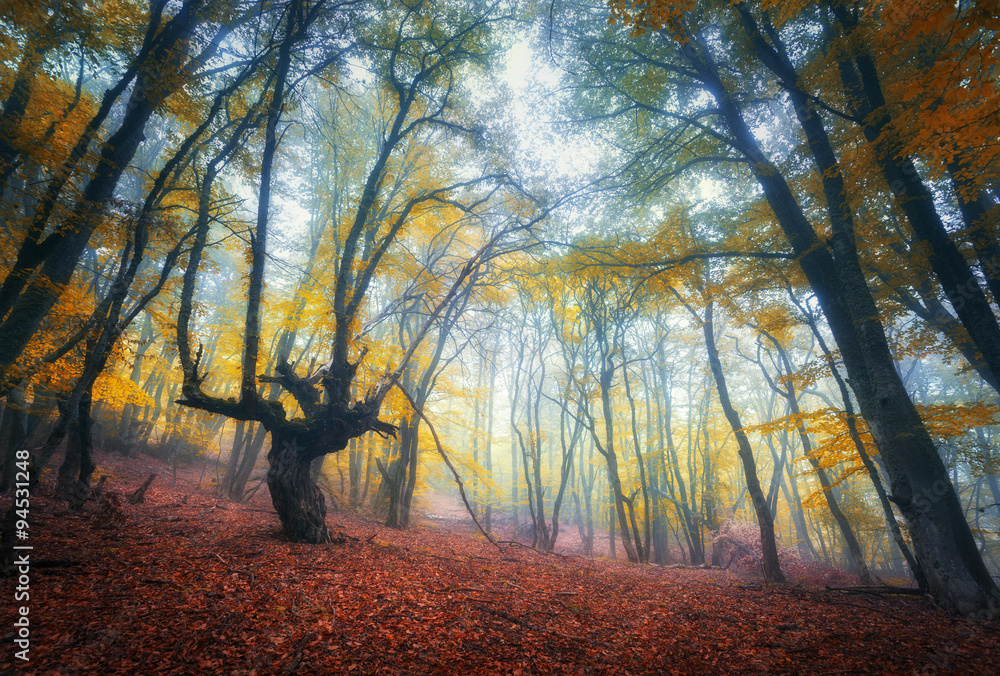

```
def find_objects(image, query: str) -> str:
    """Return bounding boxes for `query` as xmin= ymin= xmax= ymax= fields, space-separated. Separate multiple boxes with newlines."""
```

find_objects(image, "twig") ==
xmin=241 ymin=475 xmax=267 ymax=502
xmin=33 ymin=559 xmax=84 ymax=569
xmin=280 ymin=633 xmax=311 ymax=675
xmin=824 ymin=585 xmax=924 ymax=596
xmin=493 ymin=539 xmax=577 ymax=561
xmin=432 ymin=587 xmax=510 ymax=594
xmin=213 ymin=552 xmax=256 ymax=588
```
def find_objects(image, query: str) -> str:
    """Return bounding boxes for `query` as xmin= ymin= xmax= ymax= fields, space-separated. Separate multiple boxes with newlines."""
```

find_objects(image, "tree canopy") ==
xmin=2 ymin=0 xmax=1000 ymax=620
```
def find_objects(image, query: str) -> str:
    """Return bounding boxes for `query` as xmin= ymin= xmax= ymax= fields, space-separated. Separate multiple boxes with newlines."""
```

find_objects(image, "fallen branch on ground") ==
xmin=825 ymin=585 xmax=924 ymax=596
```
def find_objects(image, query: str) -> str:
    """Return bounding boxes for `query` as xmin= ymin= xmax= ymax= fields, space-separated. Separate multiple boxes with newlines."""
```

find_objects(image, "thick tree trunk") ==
xmin=56 ymin=390 xmax=96 ymax=508
xmin=377 ymin=454 xmax=406 ymax=528
xmin=55 ymin=410 xmax=86 ymax=500
xmin=682 ymin=27 xmax=996 ymax=612
xmin=266 ymin=427 xmax=331 ymax=544
xmin=827 ymin=17 xmax=1000 ymax=393
xmin=378 ymin=418 xmax=415 ymax=528
xmin=398 ymin=418 xmax=419 ymax=530
xmin=947 ymin=155 xmax=1000 ymax=308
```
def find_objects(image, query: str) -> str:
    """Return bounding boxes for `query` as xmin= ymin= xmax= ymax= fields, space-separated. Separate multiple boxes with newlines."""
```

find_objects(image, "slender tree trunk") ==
xmin=701 ymin=302 xmax=785 ymax=582
xmin=360 ymin=433 xmax=376 ymax=507
xmin=584 ymin=308 xmax=640 ymax=564
xmin=792 ymin=292 xmax=927 ymax=588
xmin=608 ymin=499 xmax=616 ymax=560
xmin=220 ymin=420 xmax=246 ymax=499
xmin=755 ymin=330 xmax=873 ymax=583
xmin=623 ymin=359 xmax=651 ymax=562
xmin=484 ymin=353 xmax=496 ymax=532
xmin=349 ymin=436 xmax=361 ymax=508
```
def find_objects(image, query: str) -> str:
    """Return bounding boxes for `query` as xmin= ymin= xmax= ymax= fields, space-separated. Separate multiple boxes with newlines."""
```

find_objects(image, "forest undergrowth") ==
xmin=2 ymin=454 xmax=998 ymax=676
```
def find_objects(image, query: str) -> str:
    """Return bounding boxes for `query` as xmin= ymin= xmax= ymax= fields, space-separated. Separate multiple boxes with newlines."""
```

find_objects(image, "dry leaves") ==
xmin=3 ymin=456 xmax=998 ymax=675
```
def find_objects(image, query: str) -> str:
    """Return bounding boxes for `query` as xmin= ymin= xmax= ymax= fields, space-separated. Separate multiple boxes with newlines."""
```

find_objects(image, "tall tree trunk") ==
xmin=55 ymin=393 xmax=94 ymax=501
xmin=623 ymin=358 xmax=652 ymax=562
xmin=67 ymin=393 xmax=96 ymax=510
xmin=754 ymin=330 xmax=873 ymax=583
xmin=583 ymin=302 xmax=640 ymax=564
xmin=947 ymin=154 xmax=1000 ymax=307
xmin=483 ymin=352 xmax=496 ymax=533
xmin=826 ymin=7 xmax=1000 ymax=394
xmin=348 ymin=436 xmax=361 ymax=508
xmin=661 ymin=354 xmax=704 ymax=565
xmin=701 ymin=301 xmax=785 ymax=582
xmin=682 ymin=27 xmax=994 ymax=612
xmin=398 ymin=418 xmax=420 ymax=530
xmin=608 ymin=499 xmax=616 ymax=560
xmin=220 ymin=420 xmax=246 ymax=499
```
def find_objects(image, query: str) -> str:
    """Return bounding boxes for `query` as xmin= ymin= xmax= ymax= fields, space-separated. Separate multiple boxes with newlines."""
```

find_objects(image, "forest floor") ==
xmin=2 ymin=454 xmax=999 ymax=675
